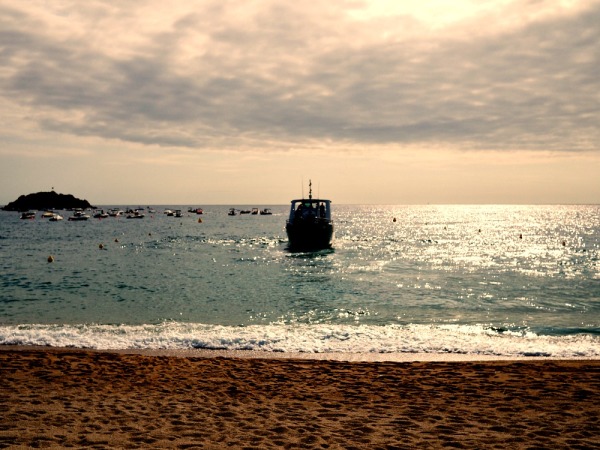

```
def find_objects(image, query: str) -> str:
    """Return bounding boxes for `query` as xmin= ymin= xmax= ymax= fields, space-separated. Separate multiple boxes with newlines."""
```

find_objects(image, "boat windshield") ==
xmin=288 ymin=199 xmax=331 ymax=223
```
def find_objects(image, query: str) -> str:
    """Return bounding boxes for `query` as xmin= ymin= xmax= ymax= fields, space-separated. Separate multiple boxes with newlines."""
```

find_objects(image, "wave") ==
xmin=1 ymin=323 xmax=598 ymax=359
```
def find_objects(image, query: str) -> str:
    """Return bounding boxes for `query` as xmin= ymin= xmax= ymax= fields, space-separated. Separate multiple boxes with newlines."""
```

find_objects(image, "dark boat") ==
xmin=285 ymin=181 xmax=333 ymax=251
xmin=20 ymin=211 xmax=36 ymax=220
xmin=126 ymin=211 xmax=145 ymax=219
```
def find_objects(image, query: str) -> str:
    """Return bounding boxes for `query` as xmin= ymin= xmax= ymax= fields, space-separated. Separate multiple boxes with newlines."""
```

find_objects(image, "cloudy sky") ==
xmin=1 ymin=0 xmax=599 ymax=205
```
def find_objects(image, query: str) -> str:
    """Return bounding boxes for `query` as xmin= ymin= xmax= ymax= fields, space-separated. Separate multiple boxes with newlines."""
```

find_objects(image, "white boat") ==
xmin=68 ymin=211 xmax=90 ymax=221
xmin=126 ymin=211 xmax=145 ymax=219
xmin=49 ymin=213 xmax=63 ymax=221
xmin=93 ymin=210 xmax=109 ymax=219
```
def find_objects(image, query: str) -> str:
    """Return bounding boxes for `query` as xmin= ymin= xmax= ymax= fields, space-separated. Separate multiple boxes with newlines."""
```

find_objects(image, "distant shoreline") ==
xmin=3 ymin=203 xmax=600 ymax=208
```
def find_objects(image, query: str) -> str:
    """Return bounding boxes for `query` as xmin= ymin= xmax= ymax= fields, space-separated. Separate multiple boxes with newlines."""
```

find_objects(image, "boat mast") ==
xmin=309 ymin=180 xmax=312 ymax=200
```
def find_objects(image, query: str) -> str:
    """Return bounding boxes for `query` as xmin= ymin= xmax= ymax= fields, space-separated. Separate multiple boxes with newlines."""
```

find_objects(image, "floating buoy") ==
xmin=99 ymin=243 xmax=104 ymax=250
xmin=198 ymin=218 xmax=203 ymax=223
xmin=114 ymin=238 xmax=119 ymax=243
xmin=393 ymin=217 xmax=396 ymax=222
xmin=562 ymin=241 xmax=566 ymax=246
xmin=519 ymin=234 xmax=522 ymax=239
xmin=47 ymin=255 xmax=54 ymax=263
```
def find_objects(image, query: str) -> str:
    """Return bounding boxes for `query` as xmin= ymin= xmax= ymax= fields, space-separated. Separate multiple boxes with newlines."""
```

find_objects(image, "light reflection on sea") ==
xmin=0 ymin=204 xmax=598 ymax=356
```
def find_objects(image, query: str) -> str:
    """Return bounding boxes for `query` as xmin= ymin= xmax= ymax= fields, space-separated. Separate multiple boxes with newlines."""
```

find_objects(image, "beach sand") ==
xmin=1 ymin=347 xmax=598 ymax=449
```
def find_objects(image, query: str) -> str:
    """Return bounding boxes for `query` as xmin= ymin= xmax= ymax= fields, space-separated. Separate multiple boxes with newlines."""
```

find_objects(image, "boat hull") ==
xmin=286 ymin=220 xmax=334 ymax=251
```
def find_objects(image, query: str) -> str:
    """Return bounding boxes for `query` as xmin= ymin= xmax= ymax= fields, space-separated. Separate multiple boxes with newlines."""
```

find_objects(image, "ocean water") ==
xmin=1 ymin=205 xmax=599 ymax=358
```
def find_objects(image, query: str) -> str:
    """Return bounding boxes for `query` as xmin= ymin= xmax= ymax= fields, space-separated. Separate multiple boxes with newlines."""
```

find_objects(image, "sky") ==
xmin=1 ymin=0 xmax=599 ymax=205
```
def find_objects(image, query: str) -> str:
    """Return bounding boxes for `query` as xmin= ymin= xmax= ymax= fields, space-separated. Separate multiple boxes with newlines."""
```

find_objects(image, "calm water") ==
xmin=1 ymin=205 xmax=599 ymax=357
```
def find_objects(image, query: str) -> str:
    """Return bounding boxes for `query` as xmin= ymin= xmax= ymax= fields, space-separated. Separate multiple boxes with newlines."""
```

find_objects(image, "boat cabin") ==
xmin=287 ymin=199 xmax=332 ymax=224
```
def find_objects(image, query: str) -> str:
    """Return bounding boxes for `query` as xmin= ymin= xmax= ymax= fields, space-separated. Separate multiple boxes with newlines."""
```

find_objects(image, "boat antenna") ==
xmin=301 ymin=177 xmax=304 ymax=199
xmin=309 ymin=179 xmax=312 ymax=200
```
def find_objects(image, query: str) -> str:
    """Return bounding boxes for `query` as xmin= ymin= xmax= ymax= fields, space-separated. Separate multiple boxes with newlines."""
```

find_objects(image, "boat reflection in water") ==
xmin=285 ymin=181 xmax=333 ymax=251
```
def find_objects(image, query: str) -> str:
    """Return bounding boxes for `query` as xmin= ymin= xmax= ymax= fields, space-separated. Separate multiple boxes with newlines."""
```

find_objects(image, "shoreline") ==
xmin=2 ymin=344 xmax=600 ymax=362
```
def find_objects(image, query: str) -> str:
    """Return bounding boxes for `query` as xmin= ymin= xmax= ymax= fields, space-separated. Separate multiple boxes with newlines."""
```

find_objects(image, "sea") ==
xmin=1 ymin=204 xmax=599 ymax=359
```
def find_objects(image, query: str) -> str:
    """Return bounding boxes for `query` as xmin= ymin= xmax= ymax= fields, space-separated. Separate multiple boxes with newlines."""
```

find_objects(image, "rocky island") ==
xmin=2 ymin=191 xmax=94 ymax=211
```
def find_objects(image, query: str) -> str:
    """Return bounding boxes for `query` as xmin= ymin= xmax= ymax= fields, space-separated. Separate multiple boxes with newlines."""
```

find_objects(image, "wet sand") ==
xmin=1 ymin=347 xmax=598 ymax=449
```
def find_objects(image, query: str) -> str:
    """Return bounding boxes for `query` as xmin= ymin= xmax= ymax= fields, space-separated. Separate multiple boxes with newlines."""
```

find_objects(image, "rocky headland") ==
xmin=2 ymin=191 xmax=94 ymax=211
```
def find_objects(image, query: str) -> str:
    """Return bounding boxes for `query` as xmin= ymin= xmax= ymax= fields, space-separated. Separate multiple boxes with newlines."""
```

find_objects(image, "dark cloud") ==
xmin=0 ymin=2 xmax=598 ymax=152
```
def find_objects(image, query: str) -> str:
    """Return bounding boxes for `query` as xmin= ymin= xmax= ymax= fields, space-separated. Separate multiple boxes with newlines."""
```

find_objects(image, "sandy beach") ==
xmin=1 ymin=347 xmax=598 ymax=449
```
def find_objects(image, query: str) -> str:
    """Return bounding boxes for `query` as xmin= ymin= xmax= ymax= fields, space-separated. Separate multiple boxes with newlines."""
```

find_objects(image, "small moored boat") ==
xmin=68 ymin=211 xmax=90 ymax=221
xmin=93 ymin=210 xmax=109 ymax=219
xmin=126 ymin=211 xmax=145 ymax=219
xmin=20 ymin=211 xmax=36 ymax=220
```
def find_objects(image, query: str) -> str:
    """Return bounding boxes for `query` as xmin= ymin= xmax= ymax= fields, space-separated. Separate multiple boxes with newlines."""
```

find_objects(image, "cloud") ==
xmin=0 ymin=0 xmax=599 ymax=153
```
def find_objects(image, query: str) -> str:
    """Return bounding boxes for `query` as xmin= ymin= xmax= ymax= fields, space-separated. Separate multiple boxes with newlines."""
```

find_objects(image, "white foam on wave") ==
xmin=0 ymin=323 xmax=598 ymax=358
